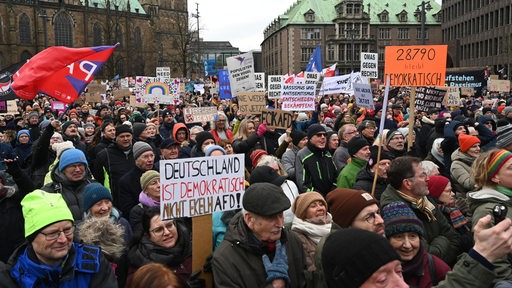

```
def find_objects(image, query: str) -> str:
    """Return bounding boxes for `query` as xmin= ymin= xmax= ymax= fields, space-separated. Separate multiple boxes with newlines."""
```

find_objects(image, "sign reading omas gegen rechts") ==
xmin=384 ymin=45 xmax=447 ymax=87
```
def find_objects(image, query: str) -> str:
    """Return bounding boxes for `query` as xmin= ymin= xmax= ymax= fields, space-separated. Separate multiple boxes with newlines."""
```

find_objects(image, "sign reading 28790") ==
xmin=384 ymin=45 xmax=447 ymax=87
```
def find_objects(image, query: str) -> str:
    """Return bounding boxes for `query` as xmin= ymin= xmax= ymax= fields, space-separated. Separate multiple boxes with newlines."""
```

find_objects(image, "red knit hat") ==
xmin=458 ymin=133 xmax=480 ymax=153
xmin=427 ymin=175 xmax=450 ymax=199
xmin=250 ymin=149 xmax=268 ymax=168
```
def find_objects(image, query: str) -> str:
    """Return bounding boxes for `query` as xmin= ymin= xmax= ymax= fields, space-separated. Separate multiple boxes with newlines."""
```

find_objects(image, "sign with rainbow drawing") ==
xmin=135 ymin=76 xmax=181 ymax=104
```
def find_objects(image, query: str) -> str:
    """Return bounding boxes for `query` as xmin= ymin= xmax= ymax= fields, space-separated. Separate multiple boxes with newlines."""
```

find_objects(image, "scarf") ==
xmin=139 ymin=192 xmax=159 ymax=207
xmin=438 ymin=202 xmax=468 ymax=229
xmin=291 ymin=214 xmax=332 ymax=244
xmin=496 ymin=185 xmax=512 ymax=197
xmin=397 ymin=190 xmax=437 ymax=222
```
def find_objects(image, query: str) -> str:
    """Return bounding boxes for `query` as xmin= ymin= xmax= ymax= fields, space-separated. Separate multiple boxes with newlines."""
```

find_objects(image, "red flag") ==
xmin=283 ymin=73 xmax=295 ymax=84
xmin=12 ymin=44 xmax=118 ymax=104
xmin=296 ymin=71 xmax=304 ymax=78
xmin=322 ymin=63 xmax=337 ymax=77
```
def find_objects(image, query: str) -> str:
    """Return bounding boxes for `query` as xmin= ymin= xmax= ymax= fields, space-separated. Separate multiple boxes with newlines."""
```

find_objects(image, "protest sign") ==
xmin=304 ymin=72 xmax=321 ymax=85
xmin=319 ymin=72 xmax=368 ymax=95
xmin=135 ymin=76 xmax=180 ymax=104
xmin=112 ymin=88 xmax=131 ymax=100
xmin=254 ymin=73 xmax=265 ymax=92
xmin=160 ymin=154 xmax=245 ymax=219
xmin=87 ymin=84 xmax=106 ymax=95
xmin=415 ymin=87 xmax=447 ymax=112
xmin=360 ymin=53 xmax=378 ymax=78
xmin=51 ymin=101 xmax=66 ymax=111
xmin=218 ymin=70 xmax=232 ymax=99
xmin=226 ymin=52 xmax=256 ymax=96
xmin=353 ymin=83 xmax=375 ymax=109
xmin=445 ymin=86 xmax=461 ymax=106
xmin=488 ymin=79 xmax=511 ymax=92
xmin=261 ymin=109 xmax=293 ymax=129
xmin=156 ymin=67 xmax=171 ymax=82
xmin=281 ymin=83 xmax=316 ymax=111
xmin=184 ymin=106 xmax=217 ymax=124
xmin=85 ymin=92 xmax=102 ymax=103
xmin=237 ymin=91 xmax=266 ymax=114
xmin=460 ymin=87 xmax=475 ymax=96
xmin=385 ymin=45 xmax=447 ymax=86
xmin=445 ymin=69 xmax=485 ymax=96
xmin=129 ymin=95 xmax=147 ymax=108
xmin=268 ymin=75 xmax=284 ymax=99
xmin=0 ymin=100 xmax=18 ymax=114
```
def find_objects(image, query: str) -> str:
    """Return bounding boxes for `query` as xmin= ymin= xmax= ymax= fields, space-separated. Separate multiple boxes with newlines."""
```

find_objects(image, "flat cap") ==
xmin=242 ymin=183 xmax=290 ymax=216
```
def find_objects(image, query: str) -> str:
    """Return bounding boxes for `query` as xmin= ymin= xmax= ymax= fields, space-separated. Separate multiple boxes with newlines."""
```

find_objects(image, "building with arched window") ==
xmin=0 ymin=0 xmax=190 ymax=78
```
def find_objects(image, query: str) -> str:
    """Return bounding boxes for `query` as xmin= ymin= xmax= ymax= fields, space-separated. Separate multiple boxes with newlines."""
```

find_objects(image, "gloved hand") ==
xmin=187 ymin=270 xmax=205 ymax=288
xmin=262 ymin=240 xmax=290 ymax=284
xmin=257 ymin=122 xmax=267 ymax=137
xmin=203 ymin=254 xmax=213 ymax=273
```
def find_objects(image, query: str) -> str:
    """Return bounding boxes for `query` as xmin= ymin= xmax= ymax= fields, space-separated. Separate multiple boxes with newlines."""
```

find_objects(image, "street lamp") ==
xmin=416 ymin=1 xmax=433 ymax=45
xmin=345 ymin=28 xmax=356 ymax=72
xmin=191 ymin=3 xmax=201 ymax=77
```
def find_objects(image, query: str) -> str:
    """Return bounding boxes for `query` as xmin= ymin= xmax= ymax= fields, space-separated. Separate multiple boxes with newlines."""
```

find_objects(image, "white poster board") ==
xmin=226 ymin=52 xmax=256 ymax=96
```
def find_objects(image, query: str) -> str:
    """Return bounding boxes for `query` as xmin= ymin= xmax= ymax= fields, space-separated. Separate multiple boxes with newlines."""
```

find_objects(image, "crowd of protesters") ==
xmin=2 ymin=83 xmax=512 ymax=287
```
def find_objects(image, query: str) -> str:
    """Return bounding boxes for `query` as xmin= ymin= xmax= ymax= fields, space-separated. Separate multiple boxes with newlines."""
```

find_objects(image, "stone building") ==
xmin=0 ymin=0 xmax=190 ymax=78
xmin=263 ymin=0 xmax=443 ymax=78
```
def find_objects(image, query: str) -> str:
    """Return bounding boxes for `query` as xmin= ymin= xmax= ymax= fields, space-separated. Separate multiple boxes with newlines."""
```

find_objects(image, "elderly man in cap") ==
xmin=93 ymin=124 xmax=135 ymax=208
xmin=60 ymin=121 xmax=87 ymax=154
xmin=213 ymin=183 xmax=306 ymax=288
xmin=0 ymin=190 xmax=117 ymax=286
xmin=358 ymin=120 xmax=377 ymax=144
xmin=41 ymin=148 xmax=94 ymax=221
xmin=384 ymin=129 xmax=407 ymax=158
xmin=296 ymin=124 xmax=337 ymax=197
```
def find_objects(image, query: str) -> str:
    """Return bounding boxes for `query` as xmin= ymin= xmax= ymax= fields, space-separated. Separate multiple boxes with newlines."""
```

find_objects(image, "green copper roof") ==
xmin=272 ymin=0 xmax=441 ymax=26
xmin=80 ymin=0 xmax=146 ymax=14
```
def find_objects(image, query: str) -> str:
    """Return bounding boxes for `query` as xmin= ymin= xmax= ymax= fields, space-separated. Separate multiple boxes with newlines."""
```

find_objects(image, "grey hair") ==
xmin=420 ymin=160 xmax=439 ymax=176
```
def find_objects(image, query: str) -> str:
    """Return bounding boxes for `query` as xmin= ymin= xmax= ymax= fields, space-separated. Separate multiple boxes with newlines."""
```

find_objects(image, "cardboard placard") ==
xmin=415 ymin=87 xmax=447 ymax=112
xmin=261 ymin=109 xmax=293 ymax=129
xmin=445 ymin=86 xmax=461 ymax=106
xmin=112 ymin=88 xmax=131 ymax=100
xmin=87 ymin=84 xmax=106 ymax=95
xmin=85 ymin=92 xmax=102 ymax=103
xmin=160 ymin=154 xmax=245 ymax=219
xmin=129 ymin=96 xmax=147 ymax=108
xmin=184 ymin=106 xmax=217 ymax=124
xmin=237 ymin=91 xmax=266 ymax=114
xmin=385 ymin=45 xmax=448 ymax=86
xmin=460 ymin=87 xmax=475 ymax=96
xmin=488 ymin=79 xmax=511 ymax=92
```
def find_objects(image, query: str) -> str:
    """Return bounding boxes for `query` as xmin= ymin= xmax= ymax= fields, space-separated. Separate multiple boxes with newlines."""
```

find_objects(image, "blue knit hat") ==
xmin=382 ymin=201 xmax=424 ymax=238
xmin=58 ymin=149 xmax=88 ymax=171
xmin=17 ymin=129 xmax=30 ymax=140
xmin=82 ymin=183 xmax=112 ymax=213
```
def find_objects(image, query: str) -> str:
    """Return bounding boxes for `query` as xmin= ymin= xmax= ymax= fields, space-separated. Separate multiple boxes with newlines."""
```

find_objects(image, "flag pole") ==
xmin=371 ymin=75 xmax=390 ymax=197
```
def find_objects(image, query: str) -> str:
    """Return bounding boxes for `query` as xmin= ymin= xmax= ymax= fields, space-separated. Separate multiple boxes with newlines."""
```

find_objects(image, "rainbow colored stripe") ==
xmin=145 ymin=82 xmax=170 ymax=95
xmin=488 ymin=149 xmax=512 ymax=181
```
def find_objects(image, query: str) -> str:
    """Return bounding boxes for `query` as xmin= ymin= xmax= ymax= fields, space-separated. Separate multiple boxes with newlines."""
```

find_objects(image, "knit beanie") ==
xmin=497 ymin=123 xmax=512 ymax=149
xmin=322 ymin=228 xmax=400 ymax=287
xmin=115 ymin=124 xmax=132 ymax=136
xmin=133 ymin=141 xmax=153 ymax=160
xmin=21 ymin=190 xmax=74 ymax=238
xmin=357 ymin=120 xmax=376 ymax=133
xmin=488 ymin=149 xmax=512 ymax=182
xmin=194 ymin=131 xmax=215 ymax=149
xmin=386 ymin=129 xmax=403 ymax=144
xmin=132 ymin=122 xmax=147 ymax=139
xmin=205 ymin=145 xmax=226 ymax=156
xmin=307 ymin=124 xmax=326 ymax=139
xmin=427 ymin=175 xmax=450 ymax=199
xmin=326 ymin=188 xmax=378 ymax=228
xmin=290 ymin=130 xmax=307 ymax=147
xmin=162 ymin=109 xmax=173 ymax=118
xmin=382 ymin=201 xmax=424 ymax=239
xmin=250 ymin=149 xmax=268 ymax=168
xmin=17 ymin=129 xmax=30 ymax=140
xmin=397 ymin=127 xmax=409 ymax=138
xmin=100 ymin=120 xmax=113 ymax=132
xmin=368 ymin=145 xmax=394 ymax=167
xmin=140 ymin=170 xmax=160 ymax=191
xmin=249 ymin=165 xmax=286 ymax=186
xmin=458 ymin=133 xmax=480 ymax=153
xmin=58 ymin=149 xmax=88 ymax=171
xmin=347 ymin=136 xmax=369 ymax=157
xmin=503 ymin=106 xmax=512 ymax=116
xmin=28 ymin=111 xmax=39 ymax=119
xmin=61 ymin=121 xmax=76 ymax=133
xmin=83 ymin=123 xmax=95 ymax=130
xmin=292 ymin=192 xmax=327 ymax=220
xmin=82 ymin=183 xmax=112 ymax=213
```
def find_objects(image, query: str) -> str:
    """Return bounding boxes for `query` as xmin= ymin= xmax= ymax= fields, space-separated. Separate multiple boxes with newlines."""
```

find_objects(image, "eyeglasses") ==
xmin=314 ymin=133 xmax=326 ymax=137
xmin=150 ymin=221 xmax=175 ymax=237
xmin=40 ymin=225 xmax=75 ymax=241
xmin=345 ymin=130 xmax=358 ymax=135
xmin=362 ymin=210 xmax=381 ymax=224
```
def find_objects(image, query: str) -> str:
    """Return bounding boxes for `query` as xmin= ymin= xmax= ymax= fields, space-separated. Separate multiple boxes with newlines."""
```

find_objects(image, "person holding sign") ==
xmin=212 ymin=183 xmax=306 ymax=288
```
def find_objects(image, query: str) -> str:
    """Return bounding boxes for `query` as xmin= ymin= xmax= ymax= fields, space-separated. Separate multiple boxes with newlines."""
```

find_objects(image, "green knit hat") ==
xmin=140 ymin=170 xmax=160 ymax=191
xmin=21 ymin=190 xmax=74 ymax=238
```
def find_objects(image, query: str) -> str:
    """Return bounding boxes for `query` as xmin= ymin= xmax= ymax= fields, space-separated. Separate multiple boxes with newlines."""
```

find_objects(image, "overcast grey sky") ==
xmin=189 ymin=0 xmax=443 ymax=52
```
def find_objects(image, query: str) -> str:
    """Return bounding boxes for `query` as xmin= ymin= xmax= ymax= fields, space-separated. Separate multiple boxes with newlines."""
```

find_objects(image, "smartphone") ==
xmin=493 ymin=204 xmax=508 ymax=224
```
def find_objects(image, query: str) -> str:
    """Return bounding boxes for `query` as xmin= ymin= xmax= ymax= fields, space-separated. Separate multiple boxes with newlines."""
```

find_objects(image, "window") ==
xmin=134 ymin=27 xmax=142 ymax=52
xmin=19 ymin=14 xmax=31 ymax=44
xmin=398 ymin=28 xmax=409 ymax=39
xmin=115 ymin=24 xmax=123 ymax=48
xmin=54 ymin=12 xmax=72 ymax=47
xmin=416 ymin=28 xmax=429 ymax=40
xmin=20 ymin=50 xmax=31 ymax=62
xmin=378 ymin=28 xmax=391 ymax=39
xmin=93 ymin=22 xmax=103 ymax=46
xmin=304 ymin=11 xmax=315 ymax=22
xmin=398 ymin=12 xmax=408 ymax=22
xmin=301 ymin=47 xmax=315 ymax=62
xmin=379 ymin=12 xmax=389 ymax=22
xmin=301 ymin=28 xmax=320 ymax=39
xmin=0 ymin=18 xmax=3 ymax=43
xmin=328 ymin=45 xmax=335 ymax=61
xmin=115 ymin=56 xmax=124 ymax=76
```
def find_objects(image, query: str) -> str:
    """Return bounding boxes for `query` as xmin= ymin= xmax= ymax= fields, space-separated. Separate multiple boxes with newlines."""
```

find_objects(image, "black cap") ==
xmin=249 ymin=166 xmax=287 ymax=186
xmin=115 ymin=124 xmax=132 ymax=136
xmin=242 ymin=183 xmax=290 ymax=216
xmin=160 ymin=138 xmax=179 ymax=149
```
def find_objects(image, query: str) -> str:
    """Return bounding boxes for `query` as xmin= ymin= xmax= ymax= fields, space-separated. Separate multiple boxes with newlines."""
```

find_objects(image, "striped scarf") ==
xmin=438 ymin=202 xmax=468 ymax=229
xmin=397 ymin=190 xmax=437 ymax=222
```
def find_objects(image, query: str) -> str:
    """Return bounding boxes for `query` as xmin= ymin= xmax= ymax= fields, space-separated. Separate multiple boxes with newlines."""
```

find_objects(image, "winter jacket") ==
xmin=41 ymin=165 xmax=95 ymax=222
xmin=332 ymin=141 xmax=350 ymax=173
xmin=281 ymin=145 xmax=300 ymax=182
xmin=210 ymin=128 xmax=234 ymax=144
xmin=450 ymin=149 xmax=476 ymax=194
xmin=416 ymin=116 xmax=436 ymax=159
xmin=336 ymin=157 xmax=367 ymax=189
xmin=403 ymin=249 xmax=450 ymax=288
xmin=295 ymin=143 xmax=337 ymax=197
xmin=232 ymin=133 xmax=263 ymax=171
xmin=29 ymin=124 xmax=57 ymax=189
xmin=352 ymin=165 xmax=388 ymax=201
xmin=117 ymin=166 xmax=148 ymax=219
xmin=468 ymin=187 xmax=512 ymax=284
xmin=212 ymin=212 xmax=306 ymax=288
xmin=380 ymin=185 xmax=461 ymax=265
xmin=0 ymin=242 xmax=117 ymax=288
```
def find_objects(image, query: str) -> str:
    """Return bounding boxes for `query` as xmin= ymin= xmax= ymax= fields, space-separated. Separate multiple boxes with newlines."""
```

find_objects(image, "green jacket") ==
xmin=435 ymin=252 xmax=496 ymax=288
xmin=468 ymin=187 xmax=512 ymax=283
xmin=336 ymin=157 xmax=367 ymax=189
xmin=380 ymin=185 xmax=461 ymax=265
